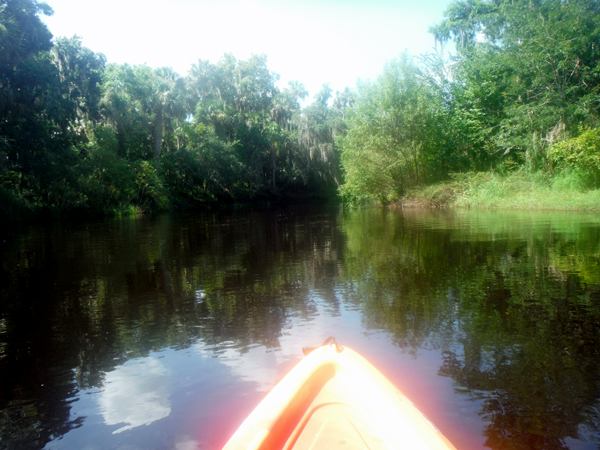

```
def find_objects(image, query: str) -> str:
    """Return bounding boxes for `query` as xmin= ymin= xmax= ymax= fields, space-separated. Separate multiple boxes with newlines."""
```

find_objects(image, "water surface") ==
xmin=1 ymin=206 xmax=600 ymax=449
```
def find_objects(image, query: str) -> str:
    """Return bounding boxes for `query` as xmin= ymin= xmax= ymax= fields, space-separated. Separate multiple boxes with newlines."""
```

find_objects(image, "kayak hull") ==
xmin=222 ymin=344 xmax=457 ymax=450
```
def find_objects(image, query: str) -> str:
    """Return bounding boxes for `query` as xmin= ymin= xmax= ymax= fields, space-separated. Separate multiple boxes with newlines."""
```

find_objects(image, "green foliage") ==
xmin=4 ymin=0 xmax=600 ymax=218
xmin=132 ymin=160 xmax=168 ymax=210
xmin=0 ymin=17 xmax=342 ymax=221
xmin=294 ymin=91 xmax=342 ymax=190
xmin=340 ymin=0 xmax=600 ymax=205
xmin=52 ymin=36 xmax=106 ymax=123
xmin=161 ymin=126 xmax=242 ymax=206
xmin=0 ymin=0 xmax=77 ymax=207
xmin=550 ymin=169 xmax=593 ymax=193
xmin=448 ymin=170 xmax=600 ymax=211
xmin=0 ymin=0 xmax=348 ymax=221
xmin=339 ymin=54 xmax=447 ymax=204
xmin=78 ymin=131 xmax=136 ymax=212
xmin=429 ymin=0 xmax=492 ymax=50
xmin=549 ymin=128 xmax=600 ymax=188
xmin=432 ymin=0 xmax=600 ymax=171
xmin=0 ymin=0 xmax=53 ymax=67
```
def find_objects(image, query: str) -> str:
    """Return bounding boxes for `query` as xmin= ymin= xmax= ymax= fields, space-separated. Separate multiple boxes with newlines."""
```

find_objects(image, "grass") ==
xmin=402 ymin=170 xmax=600 ymax=212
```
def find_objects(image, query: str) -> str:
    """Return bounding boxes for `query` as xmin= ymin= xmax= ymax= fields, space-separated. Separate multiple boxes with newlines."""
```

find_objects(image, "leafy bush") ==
xmin=132 ymin=160 xmax=168 ymax=210
xmin=548 ymin=129 xmax=600 ymax=189
xmin=78 ymin=132 xmax=135 ymax=212
xmin=161 ymin=129 xmax=244 ymax=207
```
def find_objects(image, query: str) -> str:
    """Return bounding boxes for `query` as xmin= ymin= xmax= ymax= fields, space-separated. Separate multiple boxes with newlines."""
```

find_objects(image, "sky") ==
xmin=41 ymin=0 xmax=453 ymax=99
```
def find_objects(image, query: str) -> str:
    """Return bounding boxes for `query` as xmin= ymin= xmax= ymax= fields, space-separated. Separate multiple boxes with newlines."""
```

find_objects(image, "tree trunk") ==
xmin=154 ymin=107 xmax=163 ymax=161
xmin=271 ymin=145 xmax=277 ymax=190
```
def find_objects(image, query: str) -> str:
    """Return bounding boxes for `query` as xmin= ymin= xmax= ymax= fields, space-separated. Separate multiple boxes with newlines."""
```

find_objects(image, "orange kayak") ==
xmin=222 ymin=339 xmax=458 ymax=450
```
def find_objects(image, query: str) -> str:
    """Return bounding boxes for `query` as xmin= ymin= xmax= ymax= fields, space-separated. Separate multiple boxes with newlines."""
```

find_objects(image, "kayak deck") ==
xmin=290 ymin=379 xmax=387 ymax=449
xmin=223 ymin=343 xmax=457 ymax=450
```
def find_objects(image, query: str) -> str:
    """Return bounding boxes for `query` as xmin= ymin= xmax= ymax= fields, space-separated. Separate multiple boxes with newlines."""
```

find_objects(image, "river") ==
xmin=1 ymin=205 xmax=600 ymax=450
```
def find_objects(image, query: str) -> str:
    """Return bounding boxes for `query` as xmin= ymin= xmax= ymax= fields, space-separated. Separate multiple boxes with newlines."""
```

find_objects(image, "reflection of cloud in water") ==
xmin=208 ymin=346 xmax=287 ymax=392
xmin=175 ymin=437 xmax=200 ymax=450
xmin=195 ymin=305 xmax=333 ymax=391
xmin=98 ymin=357 xmax=171 ymax=434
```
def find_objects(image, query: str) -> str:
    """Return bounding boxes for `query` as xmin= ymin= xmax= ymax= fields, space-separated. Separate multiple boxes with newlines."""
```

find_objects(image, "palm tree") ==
xmin=333 ymin=87 xmax=355 ymax=120
xmin=147 ymin=67 xmax=187 ymax=160
xmin=314 ymin=83 xmax=333 ymax=106
xmin=52 ymin=36 xmax=106 ymax=135
xmin=288 ymin=80 xmax=309 ymax=104
xmin=429 ymin=0 xmax=489 ymax=50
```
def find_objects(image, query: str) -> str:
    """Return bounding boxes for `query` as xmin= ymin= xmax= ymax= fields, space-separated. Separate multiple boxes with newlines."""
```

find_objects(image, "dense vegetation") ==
xmin=2 ymin=0 xmax=600 ymax=221
xmin=340 ymin=0 xmax=600 ymax=206
xmin=0 ymin=0 xmax=350 ymax=220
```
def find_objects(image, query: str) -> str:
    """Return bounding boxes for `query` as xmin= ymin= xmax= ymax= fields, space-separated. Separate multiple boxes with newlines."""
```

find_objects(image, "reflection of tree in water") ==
xmin=438 ymin=286 xmax=600 ymax=450
xmin=342 ymin=209 xmax=600 ymax=449
xmin=0 ymin=205 xmax=345 ymax=449
xmin=187 ymin=208 xmax=345 ymax=348
xmin=4 ymin=207 xmax=599 ymax=449
xmin=0 ymin=231 xmax=91 ymax=449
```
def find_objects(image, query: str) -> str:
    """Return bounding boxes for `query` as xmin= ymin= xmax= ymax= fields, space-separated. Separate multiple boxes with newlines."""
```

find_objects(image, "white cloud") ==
xmin=174 ymin=437 xmax=200 ymax=450
xmin=194 ymin=300 xmax=343 ymax=391
xmin=98 ymin=357 xmax=171 ymax=434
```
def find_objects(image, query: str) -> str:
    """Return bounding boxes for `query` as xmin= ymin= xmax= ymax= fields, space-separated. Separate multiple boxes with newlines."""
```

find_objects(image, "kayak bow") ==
xmin=222 ymin=340 xmax=457 ymax=450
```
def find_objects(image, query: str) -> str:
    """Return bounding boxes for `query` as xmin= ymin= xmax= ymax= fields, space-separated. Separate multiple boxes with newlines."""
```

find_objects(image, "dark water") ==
xmin=1 ymin=205 xmax=600 ymax=450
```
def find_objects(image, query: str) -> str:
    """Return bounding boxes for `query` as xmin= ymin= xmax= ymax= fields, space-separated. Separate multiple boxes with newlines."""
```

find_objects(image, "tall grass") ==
xmin=405 ymin=170 xmax=600 ymax=212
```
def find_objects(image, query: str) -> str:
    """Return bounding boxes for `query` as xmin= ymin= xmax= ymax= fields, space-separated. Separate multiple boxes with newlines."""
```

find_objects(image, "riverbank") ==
xmin=397 ymin=171 xmax=600 ymax=212
xmin=0 ymin=185 xmax=340 ymax=226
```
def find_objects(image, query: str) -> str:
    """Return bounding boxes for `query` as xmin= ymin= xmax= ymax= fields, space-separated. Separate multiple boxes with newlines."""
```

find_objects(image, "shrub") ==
xmin=549 ymin=129 xmax=600 ymax=189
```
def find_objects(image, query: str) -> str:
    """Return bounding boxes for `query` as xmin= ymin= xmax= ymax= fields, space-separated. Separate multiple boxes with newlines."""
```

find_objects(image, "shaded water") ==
xmin=1 ymin=206 xmax=600 ymax=450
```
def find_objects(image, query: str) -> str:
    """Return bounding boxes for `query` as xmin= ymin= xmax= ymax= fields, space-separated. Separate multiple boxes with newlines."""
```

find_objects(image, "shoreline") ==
xmin=391 ymin=172 xmax=600 ymax=213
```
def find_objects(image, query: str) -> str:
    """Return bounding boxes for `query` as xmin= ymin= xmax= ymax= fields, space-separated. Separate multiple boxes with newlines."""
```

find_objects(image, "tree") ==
xmin=188 ymin=54 xmax=287 ymax=193
xmin=314 ymin=83 xmax=333 ymax=106
xmin=332 ymin=87 xmax=355 ymax=121
xmin=52 ymin=36 xmax=106 ymax=132
xmin=431 ymin=0 xmax=600 ymax=171
xmin=99 ymin=64 xmax=187 ymax=162
xmin=0 ymin=0 xmax=83 ymax=208
xmin=287 ymin=80 xmax=308 ymax=104
xmin=147 ymin=67 xmax=187 ymax=160
xmin=0 ymin=0 xmax=54 ymax=67
xmin=339 ymin=54 xmax=443 ymax=203
xmin=100 ymin=64 xmax=150 ymax=160
xmin=428 ymin=0 xmax=492 ymax=50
